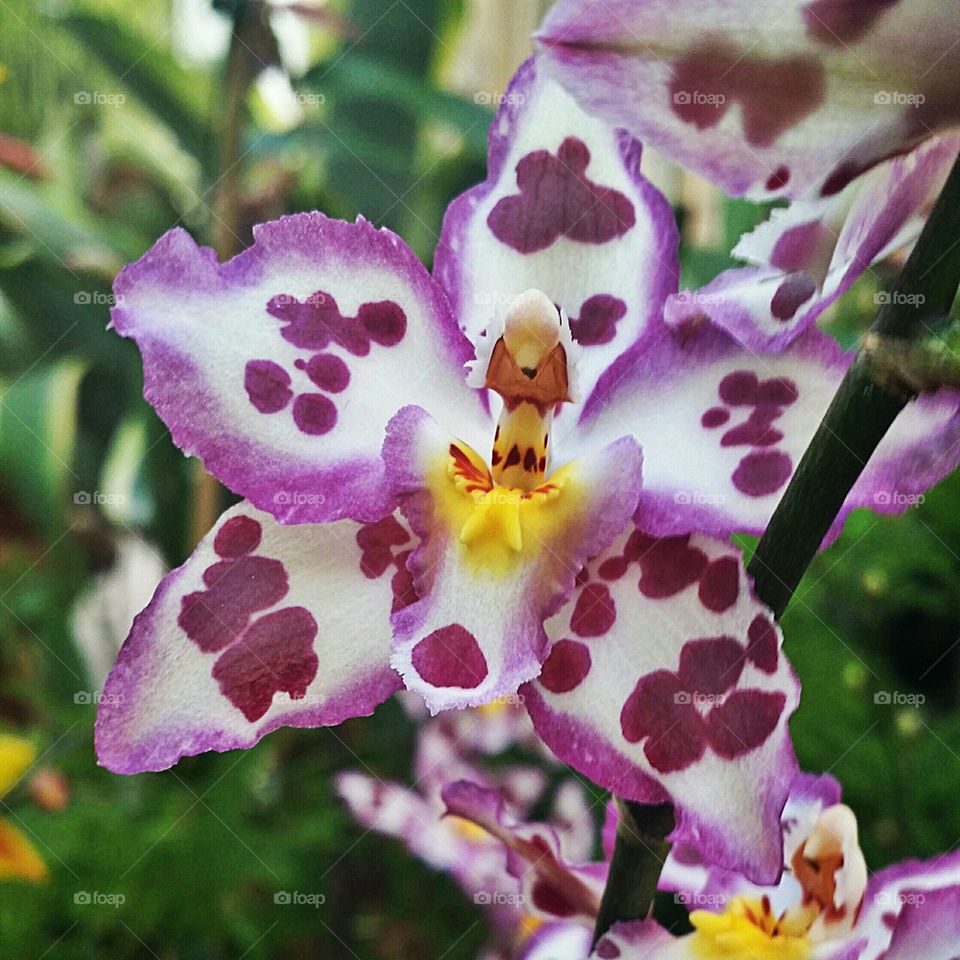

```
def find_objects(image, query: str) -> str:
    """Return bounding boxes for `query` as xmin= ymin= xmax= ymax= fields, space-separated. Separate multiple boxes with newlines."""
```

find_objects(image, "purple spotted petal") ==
xmin=667 ymin=135 xmax=960 ymax=351
xmin=524 ymin=528 xmax=800 ymax=884
xmin=111 ymin=212 xmax=487 ymax=524
xmin=442 ymin=780 xmax=605 ymax=923
xmin=859 ymin=850 xmax=960 ymax=960
xmin=538 ymin=0 xmax=960 ymax=199
xmin=336 ymin=771 xmax=528 ymax=936
xmin=383 ymin=405 xmax=642 ymax=712
xmin=660 ymin=771 xmax=843 ymax=910
xmin=435 ymin=56 xmax=679 ymax=411
xmin=95 ymin=502 xmax=409 ymax=773
xmin=572 ymin=319 xmax=960 ymax=541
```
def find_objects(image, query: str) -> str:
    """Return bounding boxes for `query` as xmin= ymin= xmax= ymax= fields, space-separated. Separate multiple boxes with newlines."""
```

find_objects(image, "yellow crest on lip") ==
xmin=429 ymin=441 xmax=583 ymax=577
xmin=689 ymin=897 xmax=811 ymax=960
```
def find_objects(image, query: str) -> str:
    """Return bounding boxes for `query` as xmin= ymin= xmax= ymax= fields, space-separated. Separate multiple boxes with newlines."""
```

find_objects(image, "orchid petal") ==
xmin=524 ymin=528 xmax=800 ymax=884
xmin=436 ymin=56 xmax=679 ymax=408
xmin=384 ymin=405 xmax=642 ymax=711
xmin=860 ymin=850 xmax=960 ymax=960
xmin=95 ymin=502 xmax=409 ymax=773
xmin=521 ymin=921 xmax=593 ymax=960
xmin=538 ymin=0 xmax=960 ymax=199
xmin=573 ymin=322 xmax=960 ymax=540
xmin=442 ymin=779 xmax=605 ymax=923
xmin=112 ymin=213 xmax=487 ymax=524
xmin=667 ymin=136 xmax=960 ymax=351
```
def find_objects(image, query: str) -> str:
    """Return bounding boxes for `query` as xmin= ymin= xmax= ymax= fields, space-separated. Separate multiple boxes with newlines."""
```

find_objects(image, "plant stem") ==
xmin=748 ymin=149 xmax=960 ymax=618
xmin=592 ymin=801 xmax=674 ymax=946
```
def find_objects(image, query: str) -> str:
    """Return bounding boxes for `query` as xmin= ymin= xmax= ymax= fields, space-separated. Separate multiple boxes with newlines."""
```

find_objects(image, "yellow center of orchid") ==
xmin=690 ymin=896 xmax=812 ymax=960
xmin=689 ymin=805 xmax=868 ymax=960
xmin=428 ymin=290 xmax=583 ymax=575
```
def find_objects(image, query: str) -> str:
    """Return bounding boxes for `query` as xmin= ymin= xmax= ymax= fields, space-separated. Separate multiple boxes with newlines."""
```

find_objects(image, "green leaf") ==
xmin=0 ymin=358 xmax=87 ymax=537
xmin=60 ymin=12 xmax=212 ymax=166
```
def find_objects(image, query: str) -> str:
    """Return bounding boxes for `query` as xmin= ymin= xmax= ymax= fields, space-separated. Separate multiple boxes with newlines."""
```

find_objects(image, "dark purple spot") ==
xmin=598 ymin=556 xmax=629 ymax=581
xmin=596 ymin=939 xmax=621 ymax=959
xmin=292 ymin=393 xmax=337 ymax=435
xmin=523 ymin=447 xmax=538 ymax=472
xmin=505 ymin=445 xmax=521 ymax=468
xmin=390 ymin=552 xmax=418 ymax=613
xmin=356 ymin=516 xmax=410 ymax=579
xmin=570 ymin=582 xmax=617 ymax=637
xmin=766 ymin=165 xmax=791 ymax=191
xmin=411 ymin=624 xmax=488 ymax=689
xmin=531 ymin=880 xmax=576 ymax=918
xmin=721 ymin=407 xmax=784 ymax=448
xmin=487 ymin=137 xmax=636 ymax=254
xmin=637 ymin=536 xmax=709 ymax=599
xmin=569 ymin=294 xmax=628 ymax=346
xmin=706 ymin=690 xmax=786 ymax=758
xmin=360 ymin=300 xmax=407 ymax=347
xmin=267 ymin=290 xmax=406 ymax=356
xmin=212 ymin=606 xmax=319 ymax=722
xmin=718 ymin=371 xmax=799 ymax=407
xmin=214 ymin=515 xmax=262 ymax=558
xmin=747 ymin=615 xmax=779 ymax=673
xmin=304 ymin=353 xmax=350 ymax=392
xmin=620 ymin=671 xmax=708 ymax=773
xmin=771 ymin=222 xmax=829 ymax=272
xmin=698 ymin=557 xmax=741 ymax=613
xmin=733 ymin=450 xmax=793 ymax=497
xmin=669 ymin=44 xmax=825 ymax=147
xmin=701 ymin=407 xmax=730 ymax=428
xmin=678 ymin=636 xmax=745 ymax=695
xmin=803 ymin=0 xmax=901 ymax=45
xmin=771 ymin=273 xmax=817 ymax=321
xmin=244 ymin=360 xmax=292 ymax=414
xmin=179 ymin=555 xmax=288 ymax=653
xmin=539 ymin=639 xmax=592 ymax=694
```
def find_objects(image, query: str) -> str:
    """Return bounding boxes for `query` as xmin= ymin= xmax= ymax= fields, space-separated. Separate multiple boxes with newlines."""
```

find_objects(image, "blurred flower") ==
xmin=71 ymin=534 xmax=166 ymax=691
xmin=338 ymin=704 xmax=597 ymax=958
xmin=0 ymin=736 xmax=47 ymax=883
xmin=537 ymin=0 xmax=960 ymax=200
xmin=96 ymin=54 xmax=960 ymax=885
xmin=28 ymin=768 xmax=69 ymax=813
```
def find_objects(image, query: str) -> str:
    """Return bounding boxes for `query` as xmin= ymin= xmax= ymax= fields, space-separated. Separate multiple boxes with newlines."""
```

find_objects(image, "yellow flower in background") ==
xmin=0 ymin=735 xmax=47 ymax=883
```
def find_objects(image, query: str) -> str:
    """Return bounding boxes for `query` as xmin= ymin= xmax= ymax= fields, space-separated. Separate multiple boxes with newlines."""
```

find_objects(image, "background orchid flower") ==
xmin=0 ymin=735 xmax=47 ymax=883
xmin=537 ymin=0 xmax=960 ymax=200
xmin=667 ymin=134 xmax=960 ymax=352
xmin=338 ymin=703 xmax=596 ymax=959
xmin=598 ymin=772 xmax=960 ymax=960
xmin=96 ymin=56 xmax=960 ymax=887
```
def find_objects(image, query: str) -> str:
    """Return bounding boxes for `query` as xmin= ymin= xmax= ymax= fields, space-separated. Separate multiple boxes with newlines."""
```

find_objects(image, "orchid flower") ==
xmin=536 ymin=0 xmax=960 ymax=201
xmin=97 ymin=57 xmax=960 ymax=884
xmin=596 ymin=772 xmax=960 ymax=960
xmin=447 ymin=774 xmax=960 ymax=960
xmin=667 ymin=134 xmax=960 ymax=352
xmin=338 ymin=704 xmax=596 ymax=959
xmin=0 ymin=735 xmax=47 ymax=883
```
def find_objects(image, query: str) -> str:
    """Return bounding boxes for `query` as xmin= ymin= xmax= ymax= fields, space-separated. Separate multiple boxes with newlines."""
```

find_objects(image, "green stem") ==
xmin=592 ymin=801 xmax=674 ymax=946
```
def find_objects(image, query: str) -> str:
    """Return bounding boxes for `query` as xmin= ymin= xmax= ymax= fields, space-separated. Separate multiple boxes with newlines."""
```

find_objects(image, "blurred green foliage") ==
xmin=1 ymin=0 xmax=959 ymax=957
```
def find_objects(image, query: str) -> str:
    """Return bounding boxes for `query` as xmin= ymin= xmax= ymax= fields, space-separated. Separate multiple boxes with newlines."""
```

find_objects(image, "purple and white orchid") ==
xmin=446 ymin=773 xmax=960 ymax=960
xmin=96 ymin=56 xmax=960 ymax=888
xmin=537 ymin=0 xmax=960 ymax=201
